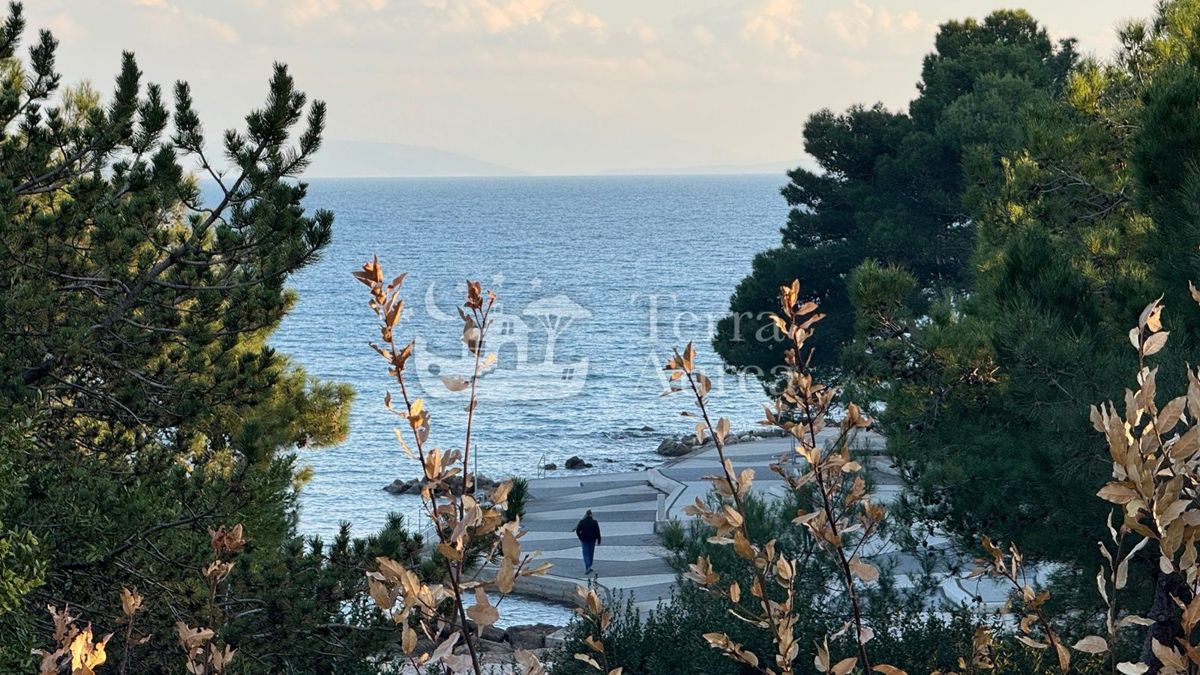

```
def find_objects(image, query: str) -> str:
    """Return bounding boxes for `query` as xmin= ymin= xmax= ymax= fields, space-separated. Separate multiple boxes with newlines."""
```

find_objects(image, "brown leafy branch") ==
xmin=1088 ymin=292 xmax=1200 ymax=674
xmin=354 ymin=257 xmax=551 ymax=675
xmin=666 ymin=279 xmax=899 ymax=675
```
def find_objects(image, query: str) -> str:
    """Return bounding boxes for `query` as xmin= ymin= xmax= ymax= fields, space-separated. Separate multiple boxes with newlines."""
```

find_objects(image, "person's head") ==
xmin=585 ymin=510 xmax=593 ymax=518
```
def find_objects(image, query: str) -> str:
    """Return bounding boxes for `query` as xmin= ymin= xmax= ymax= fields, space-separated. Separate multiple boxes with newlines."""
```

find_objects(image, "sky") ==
xmin=25 ymin=0 xmax=1158 ymax=176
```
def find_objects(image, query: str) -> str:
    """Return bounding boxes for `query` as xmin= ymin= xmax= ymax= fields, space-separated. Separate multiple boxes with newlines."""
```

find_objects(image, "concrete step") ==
xmin=533 ymin=491 xmax=659 ymax=510
xmin=520 ymin=521 xmax=655 ymax=539
xmin=520 ymin=533 xmax=661 ymax=549
xmin=524 ymin=506 xmax=657 ymax=524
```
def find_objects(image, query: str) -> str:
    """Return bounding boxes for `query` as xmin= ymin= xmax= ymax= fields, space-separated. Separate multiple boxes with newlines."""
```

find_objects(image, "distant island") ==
xmin=307 ymin=140 xmax=813 ymax=178
xmin=598 ymin=159 xmax=815 ymax=176
xmin=306 ymin=140 xmax=528 ymax=177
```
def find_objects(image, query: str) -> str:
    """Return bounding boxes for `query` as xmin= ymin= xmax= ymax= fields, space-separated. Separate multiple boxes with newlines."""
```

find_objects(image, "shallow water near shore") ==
xmin=263 ymin=175 xmax=787 ymax=542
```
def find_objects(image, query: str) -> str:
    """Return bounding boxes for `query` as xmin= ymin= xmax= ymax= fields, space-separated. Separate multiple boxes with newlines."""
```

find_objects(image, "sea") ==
xmin=266 ymin=175 xmax=791 ymax=623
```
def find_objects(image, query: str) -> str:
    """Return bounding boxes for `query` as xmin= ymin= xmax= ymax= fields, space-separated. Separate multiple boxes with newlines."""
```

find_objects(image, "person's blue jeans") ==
xmin=581 ymin=540 xmax=596 ymax=572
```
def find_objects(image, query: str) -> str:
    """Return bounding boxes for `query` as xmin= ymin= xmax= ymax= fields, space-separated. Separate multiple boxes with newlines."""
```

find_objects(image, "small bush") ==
xmin=507 ymin=477 xmax=529 ymax=522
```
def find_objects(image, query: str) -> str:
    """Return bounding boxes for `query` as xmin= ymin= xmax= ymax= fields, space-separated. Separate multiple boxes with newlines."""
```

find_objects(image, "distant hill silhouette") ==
xmin=599 ymin=159 xmax=816 ymax=176
xmin=307 ymin=140 xmax=527 ymax=177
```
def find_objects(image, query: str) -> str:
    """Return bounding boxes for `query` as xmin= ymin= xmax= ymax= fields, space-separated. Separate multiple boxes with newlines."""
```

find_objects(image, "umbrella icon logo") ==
xmin=415 ymin=287 xmax=591 ymax=402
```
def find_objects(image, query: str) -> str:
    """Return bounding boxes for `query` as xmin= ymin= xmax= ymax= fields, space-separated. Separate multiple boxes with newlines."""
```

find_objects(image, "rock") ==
xmin=655 ymin=439 xmax=692 ymax=457
xmin=473 ymin=474 xmax=497 ymax=491
xmin=543 ymin=462 xmax=557 ymax=471
xmin=464 ymin=620 xmax=508 ymax=644
xmin=383 ymin=473 xmax=500 ymax=497
xmin=383 ymin=479 xmax=411 ymax=495
xmin=640 ymin=425 xmax=655 ymax=432
xmin=480 ymin=624 xmax=507 ymax=643
xmin=564 ymin=456 xmax=588 ymax=470
xmin=505 ymin=623 xmax=559 ymax=650
xmin=476 ymin=638 xmax=513 ymax=655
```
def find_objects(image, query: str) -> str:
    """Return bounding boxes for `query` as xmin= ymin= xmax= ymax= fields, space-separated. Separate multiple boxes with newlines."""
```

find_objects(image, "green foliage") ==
xmin=506 ymin=476 xmax=529 ymax=522
xmin=0 ymin=524 xmax=41 ymax=615
xmin=548 ymin=589 xmax=744 ymax=675
xmin=0 ymin=2 xmax=400 ymax=671
xmin=852 ymin=0 xmax=1200 ymax=574
xmin=715 ymin=9 xmax=1076 ymax=379
xmin=0 ymin=413 xmax=42 ymax=624
xmin=223 ymin=515 xmax=426 ymax=674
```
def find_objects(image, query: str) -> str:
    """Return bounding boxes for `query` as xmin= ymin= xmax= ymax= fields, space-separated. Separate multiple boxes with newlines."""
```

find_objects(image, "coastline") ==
xmin=488 ymin=426 xmax=1023 ymax=638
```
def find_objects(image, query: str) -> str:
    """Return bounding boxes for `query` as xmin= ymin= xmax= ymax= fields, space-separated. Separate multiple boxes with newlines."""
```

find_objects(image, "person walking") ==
xmin=574 ymin=509 xmax=602 ymax=575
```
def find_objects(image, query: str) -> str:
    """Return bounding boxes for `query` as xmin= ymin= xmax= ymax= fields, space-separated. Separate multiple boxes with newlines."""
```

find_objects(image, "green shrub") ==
xmin=507 ymin=476 xmax=529 ymax=522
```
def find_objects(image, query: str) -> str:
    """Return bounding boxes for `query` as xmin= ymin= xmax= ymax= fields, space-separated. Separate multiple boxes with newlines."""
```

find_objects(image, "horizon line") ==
xmin=263 ymin=171 xmax=794 ymax=180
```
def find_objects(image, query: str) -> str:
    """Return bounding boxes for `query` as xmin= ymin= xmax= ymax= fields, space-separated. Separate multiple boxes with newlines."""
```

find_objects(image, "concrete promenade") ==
xmin=509 ymin=429 xmax=1018 ymax=619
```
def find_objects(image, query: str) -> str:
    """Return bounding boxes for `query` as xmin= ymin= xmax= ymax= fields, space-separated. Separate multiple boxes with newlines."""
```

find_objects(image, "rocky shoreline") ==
xmin=381 ymin=427 xmax=787 ymax=493
xmin=653 ymin=426 xmax=787 ymax=457
xmin=382 ymin=474 xmax=500 ymax=496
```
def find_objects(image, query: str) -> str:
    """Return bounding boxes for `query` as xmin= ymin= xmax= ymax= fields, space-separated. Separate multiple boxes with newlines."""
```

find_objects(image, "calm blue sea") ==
xmin=267 ymin=175 xmax=790 ymax=542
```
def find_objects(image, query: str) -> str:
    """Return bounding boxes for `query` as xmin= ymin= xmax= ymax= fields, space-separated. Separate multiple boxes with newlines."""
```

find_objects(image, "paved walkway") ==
xmin=509 ymin=429 xmax=1018 ymax=623
xmin=512 ymin=473 xmax=676 ymax=613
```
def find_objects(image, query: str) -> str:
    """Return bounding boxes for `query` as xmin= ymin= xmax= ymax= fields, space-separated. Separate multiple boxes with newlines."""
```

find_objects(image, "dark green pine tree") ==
xmin=714 ymin=10 xmax=1077 ymax=379
xmin=0 ymin=3 xmax=417 ymax=671
xmin=852 ymin=2 xmax=1200 ymax=633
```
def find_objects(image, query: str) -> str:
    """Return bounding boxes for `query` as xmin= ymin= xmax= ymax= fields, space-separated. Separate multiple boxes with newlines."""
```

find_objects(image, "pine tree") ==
xmin=0 ymin=3 xmax=407 ymax=670
xmin=859 ymin=0 xmax=1200 ymax=574
xmin=714 ymin=10 xmax=1077 ymax=378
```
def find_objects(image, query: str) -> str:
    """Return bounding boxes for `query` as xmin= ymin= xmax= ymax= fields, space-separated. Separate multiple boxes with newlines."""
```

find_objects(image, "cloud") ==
xmin=424 ymin=0 xmax=606 ymax=40
xmin=627 ymin=20 xmax=657 ymax=45
xmin=128 ymin=0 xmax=239 ymax=43
xmin=43 ymin=13 xmax=86 ymax=42
xmin=742 ymin=0 xmax=805 ymax=58
xmin=825 ymin=1 xmax=926 ymax=50
xmin=283 ymin=0 xmax=390 ymax=26
xmin=284 ymin=0 xmax=339 ymax=24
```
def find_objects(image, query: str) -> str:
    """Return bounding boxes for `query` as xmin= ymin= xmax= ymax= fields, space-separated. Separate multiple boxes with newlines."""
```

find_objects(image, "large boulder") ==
xmin=476 ymin=638 xmax=513 ymax=655
xmin=455 ymin=638 xmax=513 ymax=656
xmin=464 ymin=621 xmax=507 ymax=644
xmin=383 ymin=479 xmax=414 ymax=494
xmin=505 ymin=623 xmax=559 ymax=650
xmin=564 ymin=456 xmax=589 ymax=470
xmin=655 ymin=438 xmax=692 ymax=457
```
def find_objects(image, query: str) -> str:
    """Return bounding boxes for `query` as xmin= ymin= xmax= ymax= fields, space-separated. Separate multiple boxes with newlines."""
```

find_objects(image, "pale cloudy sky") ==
xmin=26 ymin=1 xmax=1155 ymax=175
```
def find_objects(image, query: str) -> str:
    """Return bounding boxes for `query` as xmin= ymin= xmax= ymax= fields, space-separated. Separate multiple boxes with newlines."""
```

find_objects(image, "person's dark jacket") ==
xmin=575 ymin=515 xmax=601 ymax=544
